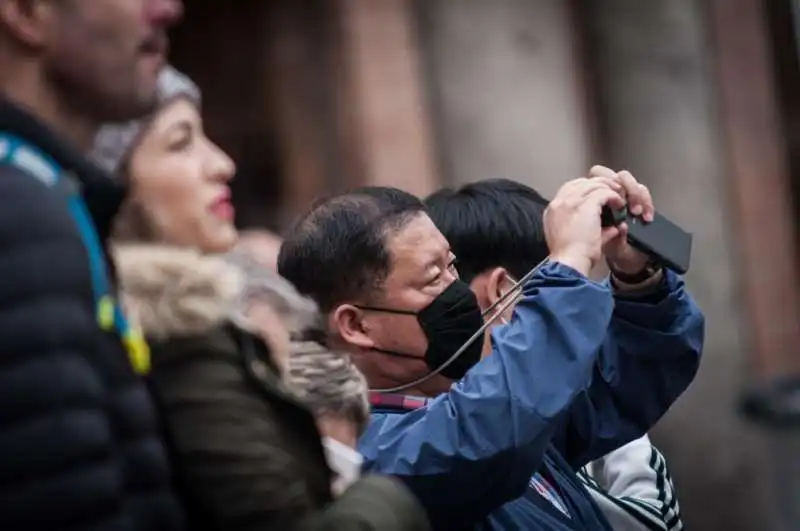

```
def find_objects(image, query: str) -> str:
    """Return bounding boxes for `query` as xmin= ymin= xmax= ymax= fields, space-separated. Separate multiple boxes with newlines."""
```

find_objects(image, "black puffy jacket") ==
xmin=0 ymin=100 xmax=185 ymax=531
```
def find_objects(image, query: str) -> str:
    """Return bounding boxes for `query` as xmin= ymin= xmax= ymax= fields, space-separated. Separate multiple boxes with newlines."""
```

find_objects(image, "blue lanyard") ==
xmin=0 ymin=132 xmax=150 ymax=374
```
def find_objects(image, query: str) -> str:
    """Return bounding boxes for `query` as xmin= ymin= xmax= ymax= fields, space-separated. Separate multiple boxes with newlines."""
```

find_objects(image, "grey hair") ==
xmin=224 ymin=249 xmax=319 ymax=335
xmin=90 ymin=65 xmax=202 ymax=177
xmin=286 ymin=341 xmax=370 ymax=435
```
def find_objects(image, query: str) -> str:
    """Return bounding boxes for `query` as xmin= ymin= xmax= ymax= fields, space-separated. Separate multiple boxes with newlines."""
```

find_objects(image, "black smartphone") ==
xmin=625 ymin=212 xmax=693 ymax=274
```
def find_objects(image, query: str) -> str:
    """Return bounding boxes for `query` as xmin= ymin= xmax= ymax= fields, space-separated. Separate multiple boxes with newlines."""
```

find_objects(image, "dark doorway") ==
xmin=169 ymin=0 xmax=348 ymax=231
xmin=764 ymin=0 xmax=800 ymax=248
xmin=170 ymin=0 xmax=283 ymax=230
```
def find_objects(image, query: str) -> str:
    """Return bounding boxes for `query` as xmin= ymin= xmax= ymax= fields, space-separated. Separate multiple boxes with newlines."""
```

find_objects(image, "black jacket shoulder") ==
xmin=0 ymin=101 xmax=184 ymax=531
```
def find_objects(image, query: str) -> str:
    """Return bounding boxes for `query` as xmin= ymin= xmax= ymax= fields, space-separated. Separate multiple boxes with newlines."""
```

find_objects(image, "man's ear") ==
xmin=0 ymin=0 xmax=54 ymax=48
xmin=330 ymin=304 xmax=375 ymax=351
xmin=469 ymin=267 xmax=508 ymax=313
xmin=486 ymin=267 xmax=511 ymax=307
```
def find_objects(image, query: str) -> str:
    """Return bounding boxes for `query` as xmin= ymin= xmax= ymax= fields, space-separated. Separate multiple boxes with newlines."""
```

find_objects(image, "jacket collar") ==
xmin=0 ymin=98 xmax=126 ymax=239
xmin=114 ymin=244 xmax=243 ymax=342
xmin=369 ymin=392 xmax=430 ymax=412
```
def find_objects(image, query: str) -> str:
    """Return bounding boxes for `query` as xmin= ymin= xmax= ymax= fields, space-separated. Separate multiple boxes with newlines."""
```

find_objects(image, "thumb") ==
xmin=601 ymin=225 xmax=622 ymax=246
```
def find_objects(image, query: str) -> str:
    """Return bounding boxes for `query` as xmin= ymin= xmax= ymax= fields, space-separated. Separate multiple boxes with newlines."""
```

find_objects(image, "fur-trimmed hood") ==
xmin=114 ymin=244 xmax=243 ymax=340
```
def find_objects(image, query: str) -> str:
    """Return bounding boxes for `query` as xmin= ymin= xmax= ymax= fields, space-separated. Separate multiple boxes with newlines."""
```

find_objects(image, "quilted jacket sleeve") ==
xmin=0 ymin=165 xmax=185 ymax=530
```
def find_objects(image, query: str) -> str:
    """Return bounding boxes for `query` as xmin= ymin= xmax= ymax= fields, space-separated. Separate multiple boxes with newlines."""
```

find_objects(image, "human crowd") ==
xmin=0 ymin=1 xmax=704 ymax=530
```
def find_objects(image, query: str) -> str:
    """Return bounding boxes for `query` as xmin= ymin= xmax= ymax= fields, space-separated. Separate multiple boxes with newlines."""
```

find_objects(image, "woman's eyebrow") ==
xmin=164 ymin=120 xmax=192 ymax=136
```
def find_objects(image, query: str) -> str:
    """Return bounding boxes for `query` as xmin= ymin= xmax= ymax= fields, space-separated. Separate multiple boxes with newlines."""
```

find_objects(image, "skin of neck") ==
xmin=0 ymin=56 xmax=98 ymax=151
xmin=359 ymin=360 xmax=450 ymax=399
xmin=328 ymin=336 xmax=447 ymax=398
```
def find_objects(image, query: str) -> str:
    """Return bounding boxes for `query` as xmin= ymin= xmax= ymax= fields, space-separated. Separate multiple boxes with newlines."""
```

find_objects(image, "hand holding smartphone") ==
xmin=601 ymin=205 xmax=693 ymax=274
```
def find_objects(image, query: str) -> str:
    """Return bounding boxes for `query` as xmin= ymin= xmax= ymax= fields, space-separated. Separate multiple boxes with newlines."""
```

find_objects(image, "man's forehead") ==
xmin=385 ymin=214 xmax=450 ymax=268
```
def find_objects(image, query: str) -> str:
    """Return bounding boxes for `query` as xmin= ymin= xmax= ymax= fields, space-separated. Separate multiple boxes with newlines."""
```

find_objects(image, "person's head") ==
xmin=236 ymin=229 xmax=283 ymax=273
xmin=93 ymin=66 xmax=237 ymax=253
xmin=0 ymin=0 xmax=183 ymax=138
xmin=226 ymin=249 xmax=319 ymax=371
xmin=286 ymin=341 xmax=369 ymax=449
xmin=425 ymin=179 xmax=549 ymax=355
xmin=278 ymin=186 xmax=485 ymax=397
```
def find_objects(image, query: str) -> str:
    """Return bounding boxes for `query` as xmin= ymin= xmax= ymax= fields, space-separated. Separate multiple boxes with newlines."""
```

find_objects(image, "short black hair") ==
xmin=425 ymin=179 xmax=549 ymax=282
xmin=278 ymin=186 xmax=426 ymax=312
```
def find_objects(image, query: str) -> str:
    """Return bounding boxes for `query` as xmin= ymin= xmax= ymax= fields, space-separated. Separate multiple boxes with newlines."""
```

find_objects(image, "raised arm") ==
xmin=553 ymin=166 xmax=704 ymax=468
xmin=553 ymin=269 xmax=703 ymax=468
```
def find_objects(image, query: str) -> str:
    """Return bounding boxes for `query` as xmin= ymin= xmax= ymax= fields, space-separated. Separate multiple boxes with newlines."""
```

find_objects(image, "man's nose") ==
xmin=147 ymin=0 xmax=184 ymax=27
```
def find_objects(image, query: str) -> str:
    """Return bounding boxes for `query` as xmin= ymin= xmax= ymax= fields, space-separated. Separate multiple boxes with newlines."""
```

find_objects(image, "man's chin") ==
xmin=88 ymin=83 xmax=161 ymax=123
xmin=83 ymin=102 xmax=152 ymax=127
xmin=51 ymin=71 xmax=160 ymax=124
xmin=110 ymin=91 xmax=159 ymax=122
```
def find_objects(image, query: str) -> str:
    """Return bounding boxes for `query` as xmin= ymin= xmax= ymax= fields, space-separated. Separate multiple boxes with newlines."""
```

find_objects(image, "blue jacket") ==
xmin=479 ymin=445 xmax=611 ymax=530
xmin=358 ymin=262 xmax=704 ymax=530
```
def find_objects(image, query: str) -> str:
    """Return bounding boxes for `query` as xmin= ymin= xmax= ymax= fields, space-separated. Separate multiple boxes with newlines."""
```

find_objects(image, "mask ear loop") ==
xmin=370 ymin=256 xmax=551 ymax=393
xmin=485 ymin=278 xmax=519 ymax=326
xmin=480 ymin=257 xmax=551 ymax=319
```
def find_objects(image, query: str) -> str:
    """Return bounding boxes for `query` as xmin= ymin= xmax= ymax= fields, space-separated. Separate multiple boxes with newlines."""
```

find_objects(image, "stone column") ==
xmin=335 ymin=0 xmax=440 ymax=197
xmin=416 ymin=0 xmax=593 ymax=196
xmin=582 ymin=1 xmax=780 ymax=529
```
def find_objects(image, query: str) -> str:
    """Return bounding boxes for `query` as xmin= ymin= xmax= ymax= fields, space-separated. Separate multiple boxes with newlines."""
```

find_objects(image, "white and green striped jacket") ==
xmin=580 ymin=436 xmax=683 ymax=531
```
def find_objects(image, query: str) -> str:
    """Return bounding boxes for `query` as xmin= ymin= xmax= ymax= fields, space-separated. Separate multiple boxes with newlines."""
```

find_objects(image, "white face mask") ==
xmin=322 ymin=436 xmax=363 ymax=496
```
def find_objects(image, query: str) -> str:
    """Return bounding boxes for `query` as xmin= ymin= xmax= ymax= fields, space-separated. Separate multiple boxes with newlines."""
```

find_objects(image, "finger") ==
xmin=562 ymin=177 xmax=590 ymax=190
xmin=588 ymin=176 xmax=624 ymax=196
xmin=601 ymin=225 xmax=621 ymax=246
xmin=557 ymin=179 xmax=614 ymax=207
xmin=583 ymin=186 xmax=626 ymax=212
xmin=589 ymin=165 xmax=617 ymax=180
xmin=615 ymin=222 xmax=629 ymax=241
xmin=552 ymin=177 xmax=589 ymax=201
xmin=616 ymin=171 xmax=644 ymax=216
xmin=637 ymin=183 xmax=655 ymax=222
xmin=575 ymin=181 xmax=623 ymax=211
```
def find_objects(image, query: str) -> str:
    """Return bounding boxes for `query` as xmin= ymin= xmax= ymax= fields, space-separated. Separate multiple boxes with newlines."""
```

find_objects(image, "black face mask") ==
xmin=357 ymin=279 xmax=484 ymax=380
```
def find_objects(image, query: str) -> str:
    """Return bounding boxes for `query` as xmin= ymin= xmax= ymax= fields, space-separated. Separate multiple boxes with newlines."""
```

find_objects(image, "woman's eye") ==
xmin=168 ymin=135 xmax=192 ymax=152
